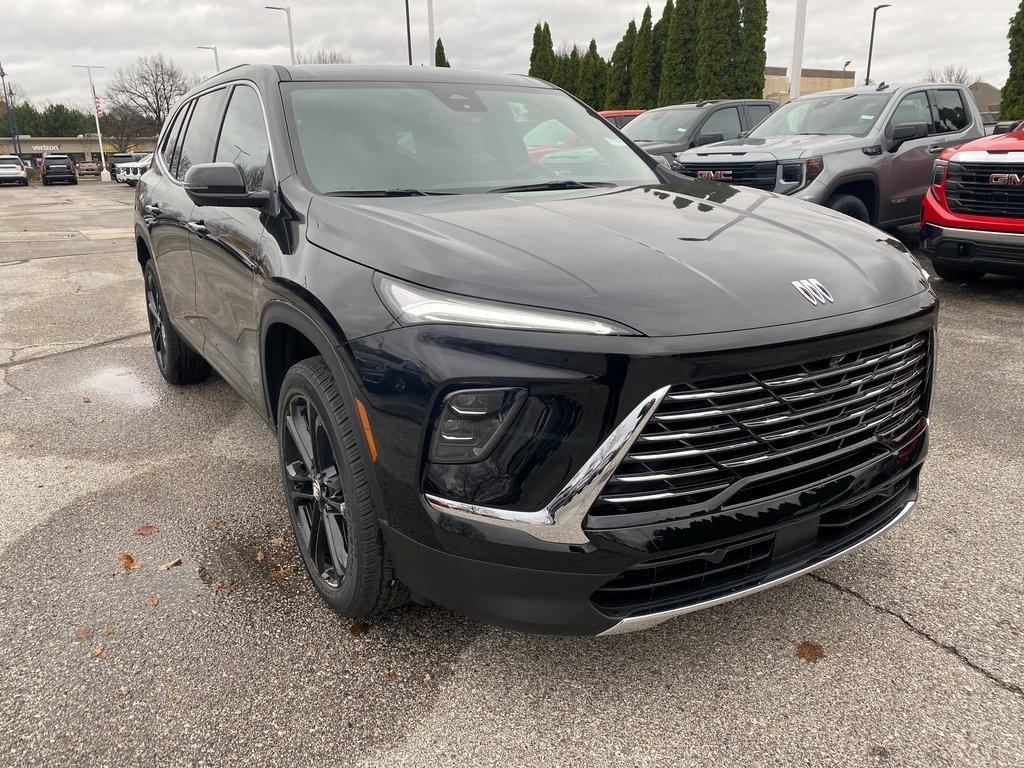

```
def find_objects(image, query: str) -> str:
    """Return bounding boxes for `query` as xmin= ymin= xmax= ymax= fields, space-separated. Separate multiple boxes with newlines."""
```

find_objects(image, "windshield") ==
xmin=284 ymin=81 xmax=658 ymax=195
xmin=750 ymin=93 xmax=893 ymax=138
xmin=621 ymin=108 xmax=702 ymax=143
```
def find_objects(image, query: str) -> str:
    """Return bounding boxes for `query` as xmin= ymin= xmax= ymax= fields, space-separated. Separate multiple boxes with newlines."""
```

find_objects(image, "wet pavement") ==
xmin=1 ymin=180 xmax=1022 ymax=767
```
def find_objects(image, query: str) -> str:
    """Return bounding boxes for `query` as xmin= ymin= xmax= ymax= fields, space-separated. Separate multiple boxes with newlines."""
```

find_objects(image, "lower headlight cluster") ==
xmin=430 ymin=387 xmax=526 ymax=463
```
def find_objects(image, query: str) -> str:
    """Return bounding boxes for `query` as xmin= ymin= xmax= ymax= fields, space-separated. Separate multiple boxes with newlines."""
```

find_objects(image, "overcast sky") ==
xmin=2 ymin=0 xmax=1017 ymax=107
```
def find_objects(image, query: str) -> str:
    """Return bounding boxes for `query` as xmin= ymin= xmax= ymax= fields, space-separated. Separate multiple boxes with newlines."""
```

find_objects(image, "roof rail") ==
xmin=196 ymin=63 xmax=249 ymax=85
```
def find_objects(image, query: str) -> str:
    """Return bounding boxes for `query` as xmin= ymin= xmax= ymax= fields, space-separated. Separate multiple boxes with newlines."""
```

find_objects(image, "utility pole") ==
xmin=71 ymin=65 xmax=110 ymax=181
xmin=265 ymin=6 xmax=296 ymax=65
xmin=405 ymin=0 xmax=413 ymax=65
xmin=0 ymin=62 xmax=20 ymax=156
xmin=197 ymin=45 xmax=220 ymax=73
xmin=427 ymin=0 xmax=435 ymax=66
xmin=865 ymin=4 xmax=891 ymax=86
xmin=789 ymin=0 xmax=807 ymax=101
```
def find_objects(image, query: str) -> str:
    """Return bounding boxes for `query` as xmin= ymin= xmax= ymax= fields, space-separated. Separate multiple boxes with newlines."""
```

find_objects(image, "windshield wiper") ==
xmin=325 ymin=189 xmax=454 ymax=197
xmin=488 ymin=180 xmax=615 ymax=194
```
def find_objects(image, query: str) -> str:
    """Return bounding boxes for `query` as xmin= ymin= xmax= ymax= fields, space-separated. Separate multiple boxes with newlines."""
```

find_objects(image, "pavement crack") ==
xmin=812 ymin=574 xmax=1024 ymax=699
xmin=0 ymin=332 xmax=150 ymax=370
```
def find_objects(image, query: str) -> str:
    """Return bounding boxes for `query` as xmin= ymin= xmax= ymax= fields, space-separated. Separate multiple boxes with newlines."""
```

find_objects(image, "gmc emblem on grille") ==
xmin=696 ymin=169 xmax=732 ymax=180
xmin=791 ymin=278 xmax=835 ymax=306
xmin=989 ymin=173 xmax=1024 ymax=185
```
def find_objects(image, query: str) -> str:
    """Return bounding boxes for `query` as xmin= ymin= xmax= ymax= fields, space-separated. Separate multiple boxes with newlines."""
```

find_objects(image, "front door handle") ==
xmin=144 ymin=204 xmax=162 ymax=215
xmin=185 ymin=221 xmax=209 ymax=237
xmin=927 ymin=145 xmax=944 ymax=155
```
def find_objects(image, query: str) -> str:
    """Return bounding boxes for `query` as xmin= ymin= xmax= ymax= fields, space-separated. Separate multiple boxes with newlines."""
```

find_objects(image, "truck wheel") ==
xmin=143 ymin=260 xmax=210 ymax=385
xmin=932 ymin=263 xmax=985 ymax=283
xmin=827 ymin=194 xmax=870 ymax=223
xmin=277 ymin=357 xmax=408 ymax=618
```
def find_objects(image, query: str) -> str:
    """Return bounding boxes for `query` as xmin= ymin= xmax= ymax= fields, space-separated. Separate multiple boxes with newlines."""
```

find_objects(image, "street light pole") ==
xmin=197 ymin=46 xmax=220 ymax=73
xmin=0 ymin=62 xmax=21 ymax=156
xmin=427 ymin=0 xmax=435 ymax=66
xmin=265 ymin=6 xmax=296 ymax=65
xmin=789 ymin=0 xmax=807 ymax=101
xmin=71 ymin=64 xmax=109 ymax=181
xmin=405 ymin=0 xmax=413 ymax=65
xmin=865 ymin=4 xmax=891 ymax=86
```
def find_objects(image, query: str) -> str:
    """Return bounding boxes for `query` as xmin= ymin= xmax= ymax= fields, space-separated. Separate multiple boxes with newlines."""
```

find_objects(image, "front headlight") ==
xmin=375 ymin=275 xmax=638 ymax=336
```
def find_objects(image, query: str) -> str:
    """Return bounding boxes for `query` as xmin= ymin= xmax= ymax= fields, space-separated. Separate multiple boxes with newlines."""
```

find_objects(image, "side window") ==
xmin=176 ymin=88 xmax=227 ymax=180
xmin=934 ymin=89 xmax=970 ymax=133
xmin=890 ymin=92 xmax=932 ymax=134
xmin=215 ymin=85 xmax=271 ymax=192
xmin=168 ymin=102 xmax=193 ymax=177
xmin=160 ymin=106 xmax=185 ymax=167
xmin=702 ymin=107 xmax=742 ymax=140
xmin=746 ymin=104 xmax=772 ymax=128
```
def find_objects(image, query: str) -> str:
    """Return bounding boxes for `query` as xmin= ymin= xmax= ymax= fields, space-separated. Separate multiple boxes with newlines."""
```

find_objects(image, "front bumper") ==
xmin=920 ymin=188 xmax=1024 ymax=276
xmin=348 ymin=297 xmax=936 ymax=635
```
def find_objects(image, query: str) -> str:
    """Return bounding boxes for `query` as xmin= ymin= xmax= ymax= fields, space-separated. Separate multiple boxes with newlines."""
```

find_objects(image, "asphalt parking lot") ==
xmin=1 ymin=179 xmax=1022 ymax=767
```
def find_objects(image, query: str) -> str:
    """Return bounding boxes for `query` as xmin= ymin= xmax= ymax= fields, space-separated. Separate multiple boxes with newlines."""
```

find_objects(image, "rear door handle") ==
xmin=185 ymin=221 xmax=209 ymax=237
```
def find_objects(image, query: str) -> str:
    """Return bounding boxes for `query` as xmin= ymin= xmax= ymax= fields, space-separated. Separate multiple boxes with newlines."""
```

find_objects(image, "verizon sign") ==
xmin=31 ymin=145 xmax=60 ymax=152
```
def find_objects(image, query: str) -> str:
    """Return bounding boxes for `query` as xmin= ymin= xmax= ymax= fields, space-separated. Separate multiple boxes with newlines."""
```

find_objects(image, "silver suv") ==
xmin=673 ymin=83 xmax=983 ymax=229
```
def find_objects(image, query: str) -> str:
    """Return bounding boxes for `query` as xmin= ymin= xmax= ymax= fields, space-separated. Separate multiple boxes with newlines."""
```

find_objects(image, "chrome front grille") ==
xmin=589 ymin=333 xmax=930 ymax=519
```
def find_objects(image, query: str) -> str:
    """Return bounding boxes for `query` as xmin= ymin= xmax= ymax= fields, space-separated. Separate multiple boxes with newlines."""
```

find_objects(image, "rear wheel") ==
xmin=827 ymin=193 xmax=870 ymax=223
xmin=143 ymin=260 xmax=210 ymax=384
xmin=277 ymin=357 xmax=407 ymax=618
xmin=932 ymin=262 xmax=985 ymax=282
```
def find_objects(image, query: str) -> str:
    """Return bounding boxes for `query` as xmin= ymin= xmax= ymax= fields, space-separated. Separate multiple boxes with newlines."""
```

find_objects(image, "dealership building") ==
xmin=763 ymin=65 xmax=856 ymax=102
xmin=0 ymin=135 xmax=157 ymax=164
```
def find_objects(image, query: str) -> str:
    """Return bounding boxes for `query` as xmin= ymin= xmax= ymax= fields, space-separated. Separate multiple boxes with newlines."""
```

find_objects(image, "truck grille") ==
xmin=946 ymin=161 xmax=1024 ymax=218
xmin=588 ymin=333 xmax=930 ymax=521
xmin=675 ymin=160 xmax=777 ymax=191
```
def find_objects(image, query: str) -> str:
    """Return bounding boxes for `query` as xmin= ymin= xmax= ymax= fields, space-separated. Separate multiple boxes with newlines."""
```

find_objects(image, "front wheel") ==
xmin=277 ymin=357 xmax=407 ymax=618
xmin=827 ymin=193 xmax=870 ymax=223
xmin=932 ymin=262 xmax=985 ymax=282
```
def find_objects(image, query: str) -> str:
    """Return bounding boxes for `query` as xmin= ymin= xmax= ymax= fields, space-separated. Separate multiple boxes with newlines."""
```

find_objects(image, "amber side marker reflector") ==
xmin=354 ymin=398 xmax=379 ymax=462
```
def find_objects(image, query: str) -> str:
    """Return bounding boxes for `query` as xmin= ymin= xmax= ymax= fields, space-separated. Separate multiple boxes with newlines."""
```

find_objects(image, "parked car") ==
xmin=108 ymin=152 xmax=136 ymax=181
xmin=136 ymin=65 xmax=935 ymax=636
xmin=599 ymin=109 xmax=645 ymax=129
xmin=920 ymin=126 xmax=1024 ymax=281
xmin=116 ymin=154 xmax=153 ymax=185
xmin=0 ymin=154 xmax=29 ymax=186
xmin=621 ymin=99 xmax=778 ymax=162
xmin=989 ymin=119 xmax=1023 ymax=135
xmin=41 ymin=155 xmax=77 ymax=185
xmin=674 ymin=83 xmax=984 ymax=228
xmin=77 ymin=160 xmax=101 ymax=177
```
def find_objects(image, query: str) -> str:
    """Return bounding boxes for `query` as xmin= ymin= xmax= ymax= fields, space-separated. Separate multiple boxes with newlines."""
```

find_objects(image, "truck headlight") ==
xmin=375 ymin=275 xmax=637 ymax=336
xmin=430 ymin=387 xmax=526 ymax=463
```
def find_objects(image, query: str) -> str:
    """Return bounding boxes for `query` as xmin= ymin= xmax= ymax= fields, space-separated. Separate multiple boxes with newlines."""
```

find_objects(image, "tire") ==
xmin=42 ymin=179 xmax=49 ymax=186
xmin=932 ymin=262 xmax=985 ymax=282
xmin=71 ymin=178 xmax=78 ymax=185
xmin=277 ymin=356 xmax=408 ymax=618
xmin=827 ymin=193 xmax=871 ymax=223
xmin=143 ymin=260 xmax=210 ymax=385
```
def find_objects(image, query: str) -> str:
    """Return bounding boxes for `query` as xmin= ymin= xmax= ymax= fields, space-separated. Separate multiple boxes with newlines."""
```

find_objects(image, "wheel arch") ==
xmin=825 ymin=173 xmax=880 ymax=224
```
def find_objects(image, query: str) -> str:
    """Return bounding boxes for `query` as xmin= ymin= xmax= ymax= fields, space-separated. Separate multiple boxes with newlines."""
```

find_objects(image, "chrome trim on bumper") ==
xmin=598 ymin=498 xmax=916 ymax=635
xmin=424 ymin=385 xmax=671 ymax=545
xmin=924 ymin=224 xmax=1024 ymax=248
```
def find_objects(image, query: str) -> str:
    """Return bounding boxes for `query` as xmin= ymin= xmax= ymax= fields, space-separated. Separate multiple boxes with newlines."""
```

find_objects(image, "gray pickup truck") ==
xmin=673 ymin=83 xmax=984 ymax=229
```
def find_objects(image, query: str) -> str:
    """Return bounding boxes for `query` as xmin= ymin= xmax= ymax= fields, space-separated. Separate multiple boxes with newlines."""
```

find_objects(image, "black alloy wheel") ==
xmin=145 ymin=268 xmax=167 ymax=371
xmin=282 ymin=393 xmax=352 ymax=589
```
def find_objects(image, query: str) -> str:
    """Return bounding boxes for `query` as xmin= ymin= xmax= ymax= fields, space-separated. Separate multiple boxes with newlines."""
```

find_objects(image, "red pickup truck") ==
xmin=921 ymin=129 xmax=1024 ymax=280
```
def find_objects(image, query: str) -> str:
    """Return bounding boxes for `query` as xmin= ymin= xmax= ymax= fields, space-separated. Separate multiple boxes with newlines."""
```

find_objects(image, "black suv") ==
xmin=135 ymin=65 xmax=935 ymax=635
xmin=41 ymin=155 xmax=77 ymax=185
xmin=621 ymin=99 xmax=777 ymax=162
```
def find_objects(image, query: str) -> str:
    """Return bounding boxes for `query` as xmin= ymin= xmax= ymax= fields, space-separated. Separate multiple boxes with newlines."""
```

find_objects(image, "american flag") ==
xmin=92 ymin=86 xmax=104 ymax=118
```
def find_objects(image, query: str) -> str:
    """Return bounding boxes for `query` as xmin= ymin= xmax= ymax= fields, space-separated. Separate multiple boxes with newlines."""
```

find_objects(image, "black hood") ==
xmin=306 ymin=182 xmax=929 ymax=338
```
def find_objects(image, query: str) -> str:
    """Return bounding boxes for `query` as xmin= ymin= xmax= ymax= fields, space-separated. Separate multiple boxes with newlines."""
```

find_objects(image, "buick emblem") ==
xmin=989 ymin=173 xmax=1024 ymax=185
xmin=696 ymin=169 xmax=732 ymax=181
xmin=791 ymin=278 xmax=834 ymax=306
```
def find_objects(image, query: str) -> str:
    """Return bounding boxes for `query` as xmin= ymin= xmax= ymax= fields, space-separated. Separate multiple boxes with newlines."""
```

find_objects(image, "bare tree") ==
xmin=104 ymin=54 xmax=191 ymax=126
xmin=924 ymin=65 xmax=981 ymax=86
xmin=100 ymin=103 xmax=158 ymax=152
xmin=295 ymin=48 xmax=353 ymax=65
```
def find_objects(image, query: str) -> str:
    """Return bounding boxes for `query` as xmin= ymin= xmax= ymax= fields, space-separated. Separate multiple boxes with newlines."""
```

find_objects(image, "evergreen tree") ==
xmin=604 ymin=20 xmax=637 ymax=108
xmin=529 ymin=23 xmax=544 ymax=77
xmin=577 ymin=40 xmax=607 ymax=107
xmin=695 ymin=0 xmax=739 ymax=99
xmin=539 ymin=23 xmax=556 ymax=81
xmin=565 ymin=45 xmax=583 ymax=96
xmin=1002 ymin=1 xmax=1024 ymax=118
xmin=629 ymin=6 xmax=657 ymax=108
xmin=551 ymin=52 xmax=567 ymax=89
xmin=659 ymin=0 xmax=698 ymax=105
xmin=734 ymin=0 xmax=767 ymax=98
xmin=434 ymin=38 xmax=451 ymax=67
xmin=651 ymin=0 xmax=674 ymax=97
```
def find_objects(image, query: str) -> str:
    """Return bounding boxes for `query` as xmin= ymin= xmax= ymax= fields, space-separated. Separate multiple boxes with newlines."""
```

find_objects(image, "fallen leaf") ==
xmin=795 ymin=640 xmax=825 ymax=663
xmin=82 ymin=396 xmax=92 ymax=403
xmin=134 ymin=524 xmax=159 ymax=536
xmin=255 ymin=549 xmax=266 ymax=563
xmin=89 ymin=645 xmax=107 ymax=659
xmin=143 ymin=595 xmax=159 ymax=608
xmin=268 ymin=536 xmax=286 ymax=549
xmin=386 ymin=670 xmax=397 ymax=679
xmin=102 ymin=626 xmax=118 ymax=637
xmin=208 ymin=519 xmax=226 ymax=531
xmin=117 ymin=553 xmax=142 ymax=571
xmin=158 ymin=557 xmax=183 ymax=572
xmin=214 ymin=580 xmax=237 ymax=597
xmin=271 ymin=565 xmax=295 ymax=579
xmin=348 ymin=621 xmax=370 ymax=639
xmin=73 ymin=628 xmax=92 ymax=640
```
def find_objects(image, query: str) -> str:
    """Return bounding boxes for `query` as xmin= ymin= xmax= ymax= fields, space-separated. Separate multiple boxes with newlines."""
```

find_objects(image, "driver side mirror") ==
xmin=694 ymin=131 xmax=725 ymax=147
xmin=183 ymin=162 xmax=269 ymax=207
xmin=887 ymin=122 xmax=929 ymax=152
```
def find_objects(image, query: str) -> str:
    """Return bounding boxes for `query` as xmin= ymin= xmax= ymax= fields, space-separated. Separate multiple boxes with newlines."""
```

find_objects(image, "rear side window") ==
xmin=746 ymin=104 xmax=772 ymax=127
xmin=160 ymin=107 xmax=186 ymax=167
xmin=934 ymin=89 xmax=969 ymax=133
xmin=168 ymin=103 xmax=193 ymax=177
xmin=177 ymin=88 xmax=227 ymax=180
xmin=702 ymin=107 xmax=742 ymax=140
xmin=215 ymin=85 xmax=271 ymax=192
